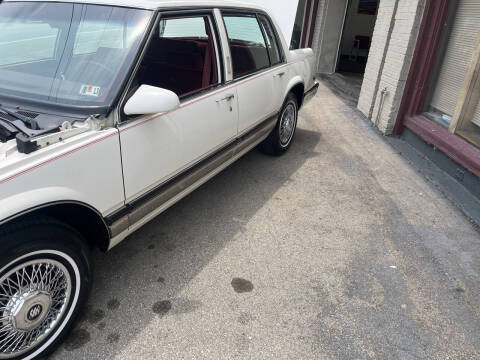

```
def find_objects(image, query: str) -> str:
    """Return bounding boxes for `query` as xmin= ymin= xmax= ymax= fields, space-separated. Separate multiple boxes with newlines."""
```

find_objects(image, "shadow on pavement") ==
xmin=54 ymin=126 xmax=322 ymax=358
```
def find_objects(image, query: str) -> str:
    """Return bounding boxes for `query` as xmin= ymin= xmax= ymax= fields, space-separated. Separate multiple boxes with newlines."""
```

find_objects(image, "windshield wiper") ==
xmin=0 ymin=105 xmax=39 ymax=129
xmin=0 ymin=118 xmax=21 ymax=143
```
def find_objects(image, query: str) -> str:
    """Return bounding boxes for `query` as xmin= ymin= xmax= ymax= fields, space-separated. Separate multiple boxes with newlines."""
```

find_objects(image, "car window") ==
xmin=0 ymin=2 xmax=151 ymax=108
xmin=223 ymin=14 xmax=270 ymax=78
xmin=159 ymin=17 xmax=207 ymax=38
xmin=258 ymin=15 xmax=282 ymax=65
xmin=132 ymin=15 xmax=219 ymax=99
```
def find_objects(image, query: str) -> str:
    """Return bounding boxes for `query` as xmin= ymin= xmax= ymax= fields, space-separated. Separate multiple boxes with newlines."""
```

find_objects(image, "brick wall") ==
xmin=358 ymin=0 xmax=426 ymax=134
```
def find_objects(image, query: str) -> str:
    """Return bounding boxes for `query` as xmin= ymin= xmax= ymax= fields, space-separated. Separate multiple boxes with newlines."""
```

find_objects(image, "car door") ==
xmin=221 ymin=12 xmax=279 ymax=135
xmin=257 ymin=13 xmax=289 ymax=111
xmin=118 ymin=12 xmax=238 ymax=203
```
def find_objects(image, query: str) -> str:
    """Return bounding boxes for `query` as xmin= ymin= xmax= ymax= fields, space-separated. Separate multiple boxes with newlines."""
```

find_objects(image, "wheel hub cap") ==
xmin=7 ymin=291 xmax=52 ymax=331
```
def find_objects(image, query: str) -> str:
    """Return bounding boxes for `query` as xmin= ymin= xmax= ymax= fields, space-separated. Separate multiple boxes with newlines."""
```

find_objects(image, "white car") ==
xmin=0 ymin=0 xmax=318 ymax=358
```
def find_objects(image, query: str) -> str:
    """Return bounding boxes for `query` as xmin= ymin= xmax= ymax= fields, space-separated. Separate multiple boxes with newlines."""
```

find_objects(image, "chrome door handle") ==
xmin=274 ymin=72 xmax=286 ymax=77
xmin=216 ymin=94 xmax=235 ymax=102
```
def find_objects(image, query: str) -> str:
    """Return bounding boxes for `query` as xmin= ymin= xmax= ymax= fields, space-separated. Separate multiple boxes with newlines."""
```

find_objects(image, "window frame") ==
xmin=220 ymin=9 xmax=285 ymax=81
xmin=394 ymin=0 xmax=480 ymax=178
xmin=157 ymin=10 xmax=225 ymax=90
xmin=420 ymin=0 xmax=480 ymax=145
xmin=153 ymin=12 xmax=223 ymax=99
xmin=118 ymin=8 xmax=226 ymax=123
xmin=153 ymin=13 xmax=223 ymax=98
xmin=257 ymin=13 xmax=283 ymax=67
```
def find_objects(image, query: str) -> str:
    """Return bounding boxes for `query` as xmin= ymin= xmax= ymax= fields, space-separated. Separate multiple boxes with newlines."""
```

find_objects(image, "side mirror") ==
xmin=124 ymin=85 xmax=180 ymax=116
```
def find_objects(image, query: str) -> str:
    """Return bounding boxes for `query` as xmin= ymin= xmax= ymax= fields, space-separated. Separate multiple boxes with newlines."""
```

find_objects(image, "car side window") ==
xmin=222 ymin=14 xmax=270 ymax=78
xmin=258 ymin=15 xmax=282 ymax=66
xmin=132 ymin=15 xmax=219 ymax=99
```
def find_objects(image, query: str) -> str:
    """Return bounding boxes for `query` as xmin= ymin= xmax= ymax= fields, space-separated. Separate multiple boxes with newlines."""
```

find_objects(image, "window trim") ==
xmin=257 ymin=13 xmax=284 ymax=67
xmin=257 ymin=13 xmax=272 ymax=66
xmin=221 ymin=9 xmax=284 ymax=81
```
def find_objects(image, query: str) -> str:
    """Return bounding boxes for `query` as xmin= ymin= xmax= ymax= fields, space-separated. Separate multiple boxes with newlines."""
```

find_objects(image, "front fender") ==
xmin=0 ymin=187 xmax=95 ymax=224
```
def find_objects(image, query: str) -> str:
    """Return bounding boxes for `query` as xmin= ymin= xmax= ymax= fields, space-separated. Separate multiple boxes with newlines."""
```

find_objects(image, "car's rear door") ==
xmin=118 ymin=11 xmax=238 ymax=203
xmin=220 ymin=10 xmax=286 ymax=136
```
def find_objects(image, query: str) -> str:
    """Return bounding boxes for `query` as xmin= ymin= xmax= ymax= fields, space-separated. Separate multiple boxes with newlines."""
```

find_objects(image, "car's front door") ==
xmin=118 ymin=12 xmax=238 ymax=203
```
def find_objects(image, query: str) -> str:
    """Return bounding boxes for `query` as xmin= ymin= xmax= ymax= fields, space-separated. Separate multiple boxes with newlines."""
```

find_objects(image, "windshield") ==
xmin=0 ymin=2 xmax=152 ymax=109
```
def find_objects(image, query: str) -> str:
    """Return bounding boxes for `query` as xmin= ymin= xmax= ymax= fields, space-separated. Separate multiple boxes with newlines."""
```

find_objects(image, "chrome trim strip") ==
xmin=108 ymin=115 xmax=276 ymax=246
xmin=108 ymin=110 xmax=277 ymax=227
xmin=108 ymin=214 xmax=130 ymax=239
xmin=129 ymin=145 xmax=233 ymax=226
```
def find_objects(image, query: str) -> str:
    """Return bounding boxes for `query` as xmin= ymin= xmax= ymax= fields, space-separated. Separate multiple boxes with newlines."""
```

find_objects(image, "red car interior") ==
xmin=137 ymin=17 xmax=270 ymax=97
xmin=139 ymin=36 xmax=218 ymax=97
xmin=229 ymin=40 xmax=270 ymax=78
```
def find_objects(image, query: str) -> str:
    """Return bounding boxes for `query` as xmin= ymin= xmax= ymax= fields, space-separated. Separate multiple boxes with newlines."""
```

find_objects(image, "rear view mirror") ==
xmin=124 ymin=85 xmax=180 ymax=116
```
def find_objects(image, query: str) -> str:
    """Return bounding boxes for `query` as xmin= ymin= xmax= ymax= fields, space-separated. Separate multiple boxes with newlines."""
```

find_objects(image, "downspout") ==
xmin=367 ymin=0 xmax=400 ymax=121
xmin=375 ymin=87 xmax=389 ymax=128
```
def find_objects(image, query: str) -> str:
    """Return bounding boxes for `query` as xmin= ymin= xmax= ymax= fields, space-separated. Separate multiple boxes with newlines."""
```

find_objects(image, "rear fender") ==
xmin=284 ymin=76 xmax=304 ymax=101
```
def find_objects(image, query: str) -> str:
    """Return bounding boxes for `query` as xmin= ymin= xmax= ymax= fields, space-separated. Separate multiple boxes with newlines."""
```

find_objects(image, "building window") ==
xmin=423 ymin=0 xmax=480 ymax=148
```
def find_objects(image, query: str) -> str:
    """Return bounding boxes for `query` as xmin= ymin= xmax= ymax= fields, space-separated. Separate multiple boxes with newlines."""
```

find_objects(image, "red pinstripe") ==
xmin=120 ymin=62 xmax=293 ymax=133
xmin=0 ymin=132 xmax=117 ymax=185
xmin=0 ymin=59 xmax=305 ymax=185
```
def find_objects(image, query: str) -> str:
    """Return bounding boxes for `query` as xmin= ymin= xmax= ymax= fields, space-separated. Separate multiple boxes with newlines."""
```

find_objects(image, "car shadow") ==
xmin=51 ymin=125 xmax=321 ymax=358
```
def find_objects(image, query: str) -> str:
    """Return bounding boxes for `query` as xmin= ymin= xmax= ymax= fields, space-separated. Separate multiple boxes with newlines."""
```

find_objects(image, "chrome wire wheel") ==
xmin=0 ymin=259 xmax=72 ymax=359
xmin=279 ymin=101 xmax=297 ymax=147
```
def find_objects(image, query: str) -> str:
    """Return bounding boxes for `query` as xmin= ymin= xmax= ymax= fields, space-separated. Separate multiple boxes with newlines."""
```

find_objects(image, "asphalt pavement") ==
xmin=51 ymin=80 xmax=480 ymax=359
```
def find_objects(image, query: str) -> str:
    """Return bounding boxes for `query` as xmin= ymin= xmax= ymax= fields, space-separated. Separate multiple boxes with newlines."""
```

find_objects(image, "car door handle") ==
xmin=216 ymin=94 xmax=235 ymax=103
xmin=274 ymin=72 xmax=285 ymax=77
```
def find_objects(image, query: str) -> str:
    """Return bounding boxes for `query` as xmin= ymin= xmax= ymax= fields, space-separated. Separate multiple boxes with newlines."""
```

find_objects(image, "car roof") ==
xmin=2 ymin=0 xmax=268 ymax=12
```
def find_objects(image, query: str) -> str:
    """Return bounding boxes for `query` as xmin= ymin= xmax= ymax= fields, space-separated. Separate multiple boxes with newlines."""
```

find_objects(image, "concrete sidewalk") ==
xmin=52 ymin=80 xmax=480 ymax=359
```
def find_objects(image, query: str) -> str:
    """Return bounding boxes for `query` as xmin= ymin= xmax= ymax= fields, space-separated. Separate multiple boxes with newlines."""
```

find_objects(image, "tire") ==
xmin=0 ymin=216 xmax=92 ymax=360
xmin=260 ymin=93 xmax=299 ymax=156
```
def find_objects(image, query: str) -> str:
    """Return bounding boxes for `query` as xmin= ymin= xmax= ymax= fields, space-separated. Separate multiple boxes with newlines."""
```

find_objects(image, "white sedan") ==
xmin=0 ymin=0 xmax=318 ymax=358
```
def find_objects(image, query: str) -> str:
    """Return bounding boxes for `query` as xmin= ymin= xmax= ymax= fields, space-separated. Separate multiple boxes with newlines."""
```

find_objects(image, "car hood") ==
xmin=0 ymin=138 xmax=20 ymax=162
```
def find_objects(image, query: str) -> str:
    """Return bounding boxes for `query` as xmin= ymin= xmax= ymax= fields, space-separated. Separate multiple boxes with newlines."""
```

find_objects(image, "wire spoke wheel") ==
xmin=279 ymin=102 xmax=297 ymax=147
xmin=0 ymin=259 xmax=71 ymax=359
